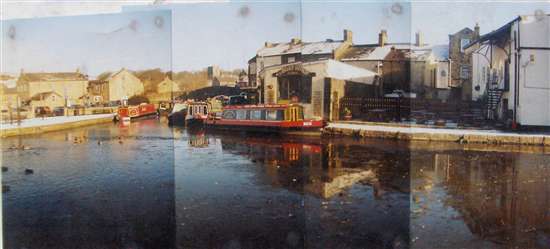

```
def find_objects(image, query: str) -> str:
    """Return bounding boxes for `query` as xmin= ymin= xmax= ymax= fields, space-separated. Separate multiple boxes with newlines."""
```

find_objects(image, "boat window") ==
xmin=277 ymin=110 xmax=284 ymax=120
xmin=222 ymin=110 xmax=236 ymax=119
xmin=250 ymin=110 xmax=263 ymax=120
xmin=236 ymin=110 xmax=247 ymax=120
xmin=266 ymin=110 xmax=284 ymax=121
xmin=266 ymin=110 xmax=277 ymax=121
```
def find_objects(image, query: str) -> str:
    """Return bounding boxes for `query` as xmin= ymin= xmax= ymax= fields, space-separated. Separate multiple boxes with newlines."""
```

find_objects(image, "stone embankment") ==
xmin=1 ymin=114 xmax=115 ymax=137
xmin=324 ymin=122 xmax=550 ymax=146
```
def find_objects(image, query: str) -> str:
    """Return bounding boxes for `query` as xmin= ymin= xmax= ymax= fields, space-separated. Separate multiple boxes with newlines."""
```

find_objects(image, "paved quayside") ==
xmin=0 ymin=114 xmax=115 ymax=137
xmin=324 ymin=122 xmax=550 ymax=146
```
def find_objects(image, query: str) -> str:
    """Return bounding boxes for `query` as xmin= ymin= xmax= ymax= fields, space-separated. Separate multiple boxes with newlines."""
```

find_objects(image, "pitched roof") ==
xmin=19 ymin=72 xmax=87 ymax=82
xmin=464 ymin=16 xmax=520 ymax=50
xmin=257 ymin=40 xmax=344 ymax=57
xmin=451 ymin=27 xmax=474 ymax=36
xmin=342 ymin=43 xmax=449 ymax=61
xmin=30 ymin=91 xmax=62 ymax=101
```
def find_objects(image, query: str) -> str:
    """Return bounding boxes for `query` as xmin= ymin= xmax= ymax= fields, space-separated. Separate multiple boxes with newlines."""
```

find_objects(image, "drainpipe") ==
xmin=514 ymin=21 xmax=521 ymax=129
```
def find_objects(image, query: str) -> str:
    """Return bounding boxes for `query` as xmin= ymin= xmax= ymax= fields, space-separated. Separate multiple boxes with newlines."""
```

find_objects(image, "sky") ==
xmin=1 ymin=9 xmax=172 ymax=77
xmin=125 ymin=1 xmax=549 ymax=71
xmin=1 ymin=1 xmax=549 ymax=75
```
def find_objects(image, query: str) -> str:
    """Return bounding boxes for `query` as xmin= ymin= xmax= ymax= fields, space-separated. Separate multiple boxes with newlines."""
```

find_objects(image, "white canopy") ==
xmin=323 ymin=59 xmax=378 ymax=84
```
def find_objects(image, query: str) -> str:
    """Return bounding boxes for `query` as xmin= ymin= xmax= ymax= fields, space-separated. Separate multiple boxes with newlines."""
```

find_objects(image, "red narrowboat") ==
xmin=205 ymin=104 xmax=324 ymax=133
xmin=117 ymin=103 xmax=157 ymax=121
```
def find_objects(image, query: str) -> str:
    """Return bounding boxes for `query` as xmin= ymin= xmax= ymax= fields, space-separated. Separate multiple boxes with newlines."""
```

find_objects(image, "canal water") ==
xmin=1 ymin=119 xmax=549 ymax=248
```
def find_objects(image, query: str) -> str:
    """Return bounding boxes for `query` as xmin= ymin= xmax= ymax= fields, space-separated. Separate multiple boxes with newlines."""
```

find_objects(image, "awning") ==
xmin=324 ymin=59 xmax=378 ymax=84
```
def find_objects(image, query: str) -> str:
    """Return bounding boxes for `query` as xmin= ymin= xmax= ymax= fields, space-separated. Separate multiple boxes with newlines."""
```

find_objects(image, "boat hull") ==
xmin=205 ymin=119 xmax=324 ymax=133
xmin=117 ymin=104 xmax=157 ymax=121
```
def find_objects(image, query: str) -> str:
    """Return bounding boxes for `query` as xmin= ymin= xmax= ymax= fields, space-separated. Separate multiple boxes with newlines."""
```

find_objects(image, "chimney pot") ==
xmin=378 ymin=29 xmax=388 ymax=47
xmin=343 ymin=29 xmax=353 ymax=43
xmin=474 ymin=23 xmax=480 ymax=39
xmin=415 ymin=31 xmax=424 ymax=47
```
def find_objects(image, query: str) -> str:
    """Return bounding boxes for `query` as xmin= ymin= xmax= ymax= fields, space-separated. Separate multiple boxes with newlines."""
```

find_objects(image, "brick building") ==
xmin=449 ymin=24 xmax=480 ymax=100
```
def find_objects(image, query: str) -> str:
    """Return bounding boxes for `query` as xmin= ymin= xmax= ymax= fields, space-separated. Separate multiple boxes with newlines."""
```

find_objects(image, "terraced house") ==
xmin=16 ymin=69 xmax=88 ymax=106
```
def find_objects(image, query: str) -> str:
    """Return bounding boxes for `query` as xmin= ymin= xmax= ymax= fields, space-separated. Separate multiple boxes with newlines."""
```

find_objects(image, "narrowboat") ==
xmin=117 ymin=103 xmax=157 ymax=122
xmin=167 ymin=100 xmax=208 ymax=127
xmin=205 ymin=104 xmax=324 ymax=133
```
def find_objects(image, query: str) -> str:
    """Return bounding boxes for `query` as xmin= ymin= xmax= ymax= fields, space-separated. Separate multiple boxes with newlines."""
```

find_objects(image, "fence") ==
xmin=340 ymin=97 xmax=486 ymax=126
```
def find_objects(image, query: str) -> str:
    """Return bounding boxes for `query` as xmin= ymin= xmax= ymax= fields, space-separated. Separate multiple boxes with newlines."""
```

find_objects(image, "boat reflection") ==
xmin=178 ymin=130 xmax=411 ymax=248
xmin=194 ymin=132 xmax=399 ymax=199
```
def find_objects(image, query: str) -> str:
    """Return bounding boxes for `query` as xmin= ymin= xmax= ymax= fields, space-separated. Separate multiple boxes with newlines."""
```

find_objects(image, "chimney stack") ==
xmin=264 ymin=42 xmax=274 ymax=48
xmin=290 ymin=38 xmax=301 ymax=45
xmin=415 ymin=31 xmax=424 ymax=47
xmin=474 ymin=23 xmax=480 ymax=39
xmin=378 ymin=30 xmax=388 ymax=47
xmin=343 ymin=29 xmax=353 ymax=44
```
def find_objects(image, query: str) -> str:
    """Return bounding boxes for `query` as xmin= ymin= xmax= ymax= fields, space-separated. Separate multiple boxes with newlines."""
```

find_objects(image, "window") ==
xmin=250 ymin=110 xmax=263 ymax=120
xmin=460 ymin=65 xmax=470 ymax=79
xmin=266 ymin=110 xmax=284 ymax=121
xmin=460 ymin=39 xmax=470 ymax=52
xmin=222 ymin=110 xmax=236 ymax=119
xmin=278 ymin=75 xmax=312 ymax=103
xmin=287 ymin=56 xmax=295 ymax=63
xmin=236 ymin=110 xmax=247 ymax=120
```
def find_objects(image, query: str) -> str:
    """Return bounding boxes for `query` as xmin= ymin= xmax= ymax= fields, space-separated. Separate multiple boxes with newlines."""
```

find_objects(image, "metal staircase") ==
xmin=486 ymin=88 xmax=503 ymax=120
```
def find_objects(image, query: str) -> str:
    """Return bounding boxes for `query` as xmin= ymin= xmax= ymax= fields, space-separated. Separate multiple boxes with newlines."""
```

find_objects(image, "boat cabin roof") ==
xmin=223 ymin=104 xmax=300 ymax=110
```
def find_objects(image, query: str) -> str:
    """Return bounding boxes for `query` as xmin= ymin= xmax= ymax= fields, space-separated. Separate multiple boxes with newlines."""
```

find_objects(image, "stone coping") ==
xmin=324 ymin=122 xmax=550 ymax=147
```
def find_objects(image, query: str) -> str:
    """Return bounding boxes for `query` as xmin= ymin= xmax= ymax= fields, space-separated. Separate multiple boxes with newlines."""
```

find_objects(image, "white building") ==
xmin=466 ymin=14 xmax=550 ymax=127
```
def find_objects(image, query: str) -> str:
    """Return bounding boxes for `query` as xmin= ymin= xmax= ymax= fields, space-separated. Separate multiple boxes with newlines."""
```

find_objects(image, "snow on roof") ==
xmin=257 ymin=41 xmax=344 ymax=57
xmin=322 ymin=60 xmax=378 ymax=84
xmin=409 ymin=44 xmax=449 ymax=61
xmin=343 ymin=43 xmax=449 ymax=61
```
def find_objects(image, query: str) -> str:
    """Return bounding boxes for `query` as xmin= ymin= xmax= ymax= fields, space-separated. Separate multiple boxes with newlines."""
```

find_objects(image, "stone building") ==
xmin=259 ymin=60 xmax=377 ymax=121
xmin=340 ymin=30 xmax=451 ymax=99
xmin=16 ymin=69 xmax=88 ymax=105
xmin=87 ymin=79 xmax=109 ymax=105
xmin=249 ymin=29 xmax=456 ymax=119
xmin=0 ymin=85 xmax=19 ymax=112
xmin=157 ymin=76 xmax=182 ymax=94
xmin=449 ymin=24 xmax=480 ymax=100
xmin=28 ymin=91 xmax=65 ymax=111
xmin=207 ymin=65 xmax=221 ymax=87
xmin=89 ymin=68 xmax=144 ymax=105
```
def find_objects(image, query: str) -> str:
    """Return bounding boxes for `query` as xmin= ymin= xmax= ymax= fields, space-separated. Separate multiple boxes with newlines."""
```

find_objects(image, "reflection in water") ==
xmin=2 ymin=119 xmax=176 ymax=249
xmin=178 ymin=130 xmax=411 ymax=248
xmin=3 ymin=120 xmax=550 ymax=248
xmin=412 ymin=151 xmax=550 ymax=249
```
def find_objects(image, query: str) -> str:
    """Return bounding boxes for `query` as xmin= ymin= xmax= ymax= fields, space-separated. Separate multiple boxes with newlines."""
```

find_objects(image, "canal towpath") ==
xmin=325 ymin=121 xmax=550 ymax=146
xmin=0 ymin=114 xmax=115 ymax=138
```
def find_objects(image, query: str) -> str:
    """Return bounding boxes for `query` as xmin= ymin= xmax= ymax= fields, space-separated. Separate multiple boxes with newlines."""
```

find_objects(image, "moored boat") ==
xmin=205 ymin=104 xmax=324 ymax=133
xmin=168 ymin=100 xmax=208 ymax=127
xmin=117 ymin=103 xmax=157 ymax=121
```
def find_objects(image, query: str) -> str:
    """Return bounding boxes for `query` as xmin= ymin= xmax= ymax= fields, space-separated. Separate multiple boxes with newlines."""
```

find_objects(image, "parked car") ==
xmin=384 ymin=90 xmax=417 ymax=99
xmin=35 ymin=106 xmax=53 ymax=117
xmin=53 ymin=107 xmax=65 ymax=116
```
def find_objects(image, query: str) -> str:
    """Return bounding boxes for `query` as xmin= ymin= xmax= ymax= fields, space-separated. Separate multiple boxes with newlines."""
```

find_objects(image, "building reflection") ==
xmin=212 ymin=134 xmax=409 ymax=199
xmin=412 ymin=151 xmax=550 ymax=247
